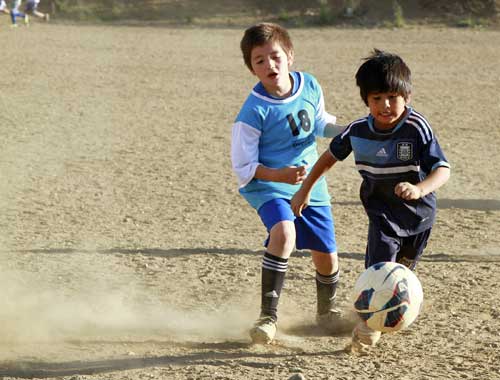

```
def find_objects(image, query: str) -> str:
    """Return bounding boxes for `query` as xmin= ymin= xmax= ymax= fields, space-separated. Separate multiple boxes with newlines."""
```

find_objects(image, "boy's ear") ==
xmin=248 ymin=63 xmax=256 ymax=76
xmin=405 ymin=92 xmax=412 ymax=104
xmin=287 ymin=50 xmax=294 ymax=67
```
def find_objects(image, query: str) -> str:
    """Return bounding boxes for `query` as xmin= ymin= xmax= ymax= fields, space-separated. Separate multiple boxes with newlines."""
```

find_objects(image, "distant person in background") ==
xmin=1 ymin=0 xmax=11 ymax=18
xmin=25 ymin=0 xmax=49 ymax=21
xmin=9 ymin=0 xmax=29 ymax=27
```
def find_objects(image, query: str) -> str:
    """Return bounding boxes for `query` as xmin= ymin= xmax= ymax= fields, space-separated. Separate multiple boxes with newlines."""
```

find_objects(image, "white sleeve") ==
xmin=231 ymin=121 xmax=261 ymax=188
xmin=315 ymin=86 xmax=337 ymax=137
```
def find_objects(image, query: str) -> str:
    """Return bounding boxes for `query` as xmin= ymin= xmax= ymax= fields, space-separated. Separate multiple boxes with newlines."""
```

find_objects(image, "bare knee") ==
xmin=268 ymin=221 xmax=295 ymax=258
xmin=312 ymin=250 xmax=338 ymax=275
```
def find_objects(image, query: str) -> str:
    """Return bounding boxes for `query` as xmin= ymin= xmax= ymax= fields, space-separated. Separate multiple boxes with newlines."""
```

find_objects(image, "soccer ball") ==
xmin=351 ymin=261 xmax=423 ymax=333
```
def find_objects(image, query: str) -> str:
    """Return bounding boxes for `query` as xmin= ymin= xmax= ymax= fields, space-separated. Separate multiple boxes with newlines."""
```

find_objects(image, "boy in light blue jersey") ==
xmin=292 ymin=49 xmax=450 ymax=351
xmin=231 ymin=22 xmax=346 ymax=344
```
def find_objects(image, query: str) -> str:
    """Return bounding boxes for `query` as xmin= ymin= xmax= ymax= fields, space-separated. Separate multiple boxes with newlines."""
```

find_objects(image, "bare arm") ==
xmin=394 ymin=166 xmax=451 ymax=200
xmin=254 ymin=164 xmax=309 ymax=185
xmin=291 ymin=150 xmax=337 ymax=216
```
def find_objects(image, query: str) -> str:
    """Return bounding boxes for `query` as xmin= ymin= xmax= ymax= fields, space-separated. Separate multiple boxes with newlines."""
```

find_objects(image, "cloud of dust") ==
xmin=0 ymin=72 xmax=258 ymax=348
xmin=0 ymin=89 xmax=262 ymax=348
xmin=0 ymin=254 xmax=256 ymax=345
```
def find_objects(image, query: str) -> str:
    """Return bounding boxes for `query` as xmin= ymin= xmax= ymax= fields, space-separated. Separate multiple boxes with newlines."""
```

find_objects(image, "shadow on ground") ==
xmin=334 ymin=198 xmax=500 ymax=211
xmin=0 ymin=340 xmax=346 ymax=378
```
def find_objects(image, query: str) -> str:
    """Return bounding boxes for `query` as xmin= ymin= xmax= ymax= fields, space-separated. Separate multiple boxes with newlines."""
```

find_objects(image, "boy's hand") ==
xmin=394 ymin=182 xmax=423 ymax=200
xmin=279 ymin=165 xmax=308 ymax=185
xmin=291 ymin=188 xmax=310 ymax=217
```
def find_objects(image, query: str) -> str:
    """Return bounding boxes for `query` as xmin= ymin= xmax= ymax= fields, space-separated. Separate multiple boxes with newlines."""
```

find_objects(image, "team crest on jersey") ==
xmin=397 ymin=142 xmax=413 ymax=161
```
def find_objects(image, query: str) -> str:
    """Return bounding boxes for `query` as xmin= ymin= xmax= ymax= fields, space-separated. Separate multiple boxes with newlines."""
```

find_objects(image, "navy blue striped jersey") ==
xmin=329 ymin=107 xmax=450 ymax=236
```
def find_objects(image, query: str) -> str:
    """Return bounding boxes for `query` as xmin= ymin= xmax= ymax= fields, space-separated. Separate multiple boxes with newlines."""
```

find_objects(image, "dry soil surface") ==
xmin=0 ymin=22 xmax=499 ymax=380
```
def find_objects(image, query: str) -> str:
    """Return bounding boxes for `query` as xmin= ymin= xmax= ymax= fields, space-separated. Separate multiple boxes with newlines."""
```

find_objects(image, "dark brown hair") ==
xmin=240 ymin=22 xmax=293 ymax=71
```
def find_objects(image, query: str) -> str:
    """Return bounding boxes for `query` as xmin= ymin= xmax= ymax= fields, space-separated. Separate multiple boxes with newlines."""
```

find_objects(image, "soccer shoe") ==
xmin=249 ymin=316 xmax=277 ymax=344
xmin=316 ymin=308 xmax=343 ymax=329
xmin=24 ymin=14 xmax=29 ymax=26
xmin=350 ymin=321 xmax=382 ymax=352
xmin=44 ymin=13 xmax=50 ymax=22
xmin=396 ymin=256 xmax=415 ymax=269
xmin=316 ymin=308 xmax=357 ymax=333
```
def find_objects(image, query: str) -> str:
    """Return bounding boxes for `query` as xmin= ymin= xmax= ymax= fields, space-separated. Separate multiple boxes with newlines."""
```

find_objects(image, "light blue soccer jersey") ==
xmin=233 ymin=72 xmax=332 ymax=210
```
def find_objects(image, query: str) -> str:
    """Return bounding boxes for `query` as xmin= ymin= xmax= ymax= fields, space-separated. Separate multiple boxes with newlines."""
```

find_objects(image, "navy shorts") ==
xmin=25 ymin=1 xmax=37 ymax=12
xmin=258 ymin=198 xmax=337 ymax=254
xmin=365 ymin=219 xmax=431 ymax=270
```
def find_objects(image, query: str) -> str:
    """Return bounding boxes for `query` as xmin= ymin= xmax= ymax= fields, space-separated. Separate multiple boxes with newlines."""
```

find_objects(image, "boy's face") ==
xmin=367 ymin=92 xmax=410 ymax=129
xmin=250 ymin=41 xmax=294 ymax=97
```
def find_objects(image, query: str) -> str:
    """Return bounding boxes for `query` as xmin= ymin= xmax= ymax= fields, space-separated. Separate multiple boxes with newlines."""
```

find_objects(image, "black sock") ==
xmin=260 ymin=252 xmax=288 ymax=322
xmin=316 ymin=269 xmax=340 ymax=315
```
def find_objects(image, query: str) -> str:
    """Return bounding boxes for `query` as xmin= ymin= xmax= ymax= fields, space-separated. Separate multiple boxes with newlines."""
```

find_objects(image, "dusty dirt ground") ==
xmin=0 ymin=21 xmax=500 ymax=380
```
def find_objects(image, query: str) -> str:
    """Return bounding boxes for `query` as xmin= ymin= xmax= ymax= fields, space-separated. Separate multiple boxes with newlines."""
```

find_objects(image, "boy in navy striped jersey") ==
xmin=291 ymin=49 xmax=450 ymax=350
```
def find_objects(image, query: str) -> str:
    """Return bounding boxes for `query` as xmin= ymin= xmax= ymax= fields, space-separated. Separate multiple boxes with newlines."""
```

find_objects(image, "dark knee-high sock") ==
xmin=261 ymin=252 xmax=288 ymax=321
xmin=316 ymin=269 xmax=340 ymax=315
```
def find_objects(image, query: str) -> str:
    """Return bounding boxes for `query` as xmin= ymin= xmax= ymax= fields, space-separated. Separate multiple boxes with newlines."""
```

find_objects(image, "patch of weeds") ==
xmin=455 ymin=16 xmax=489 ymax=28
xmin=318 ymin=4 xmax=334 ymax=25
xmin=278 ymin=8 xmax=291 ymax=23
xmin=392 ymin=0 xmax=405 ymax=28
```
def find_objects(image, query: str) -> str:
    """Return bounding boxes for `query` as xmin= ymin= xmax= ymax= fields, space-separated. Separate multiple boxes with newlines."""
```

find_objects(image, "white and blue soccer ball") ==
xmin=351 ymin=261 xmax=424 ymax=333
